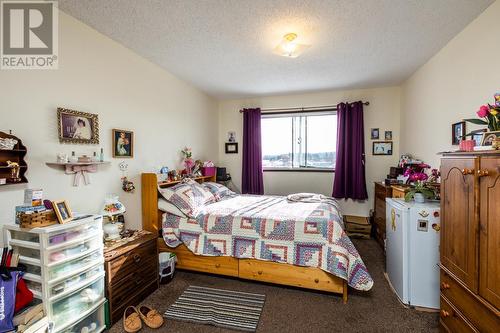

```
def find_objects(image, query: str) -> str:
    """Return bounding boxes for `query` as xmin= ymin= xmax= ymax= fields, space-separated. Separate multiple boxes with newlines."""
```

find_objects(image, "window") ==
xmin=261 ymin=112 xmax=337 ymax=170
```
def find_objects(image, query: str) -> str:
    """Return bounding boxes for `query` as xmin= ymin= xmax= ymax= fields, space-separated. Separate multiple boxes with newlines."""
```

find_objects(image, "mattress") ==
xmin=161 ymin=194 xmax=373 ymax=291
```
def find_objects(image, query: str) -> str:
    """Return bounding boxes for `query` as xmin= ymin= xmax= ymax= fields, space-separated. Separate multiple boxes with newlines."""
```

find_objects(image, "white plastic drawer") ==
xmin=9 ymin=230 xmax=40 ymax=243
xmin=48 ymin=249 xmax=102 ymax=282
xmin=50 ymin=276 xmax=104 ymax=330
xmin=14 ymin=246 xmax=41 ymax=262
xmin=58 ymin=303 xmax=106 ymax=333
xmin=46 ymin=236 xmax=102 ymax=266
xmin=49 ymin=264 xmax=103 ymax=298
xmin=47 ymin=221 xmax=101 ymax=249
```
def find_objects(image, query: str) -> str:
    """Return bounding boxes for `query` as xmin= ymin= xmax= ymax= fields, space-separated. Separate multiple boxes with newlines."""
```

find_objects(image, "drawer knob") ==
xmin=215 ymin=263 xmax=221 ymax=268
xmin=441 ymin=282 xmax=450 ymax=290
xmin=477 ymin=169 xmax=489 ymax=177
xmin=257 ymin=270 xmax=263 ymax=275
xmin=461 ymin=168 xmax=474 ymax=175
xmin=133 ymin=254 xmax=141 ymax=262
xmin=314 ymin=278 xmax=319 ymax=283
xmin=440 ymin=310 xmax=450 ymax=318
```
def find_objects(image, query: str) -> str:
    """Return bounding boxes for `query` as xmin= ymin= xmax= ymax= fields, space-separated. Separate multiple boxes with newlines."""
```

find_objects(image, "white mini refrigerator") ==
xmin=385 ymin=198 xmax=440 ymax=309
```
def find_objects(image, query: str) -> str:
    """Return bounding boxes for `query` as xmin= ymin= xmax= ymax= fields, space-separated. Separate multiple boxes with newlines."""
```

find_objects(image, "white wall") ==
xmin=401 ymin=1 xmax=500 ymax=167
xmin=0 ymin=12 xmax=218 ymax=235
xmin=218 ymin=87 xmax=401 ymax=217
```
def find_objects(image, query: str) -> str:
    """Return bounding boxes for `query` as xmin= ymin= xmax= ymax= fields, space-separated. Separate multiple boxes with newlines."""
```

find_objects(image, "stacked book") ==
xmin=344 ymin=215 xmax=371 ymax=239
xmin=11 ymin=301 xmax=48 ymax=333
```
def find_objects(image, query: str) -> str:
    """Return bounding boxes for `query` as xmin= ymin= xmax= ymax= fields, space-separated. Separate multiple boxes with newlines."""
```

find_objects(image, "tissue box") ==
xmin=201 ymin=167 xmax=216 ymax=177
xmin=24 ymin=189 xmax=43 ymax=206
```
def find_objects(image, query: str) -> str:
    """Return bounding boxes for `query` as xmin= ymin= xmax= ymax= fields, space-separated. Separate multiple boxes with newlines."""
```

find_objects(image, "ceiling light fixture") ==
xmin=273 ymin=33 xmax=310 ymax=58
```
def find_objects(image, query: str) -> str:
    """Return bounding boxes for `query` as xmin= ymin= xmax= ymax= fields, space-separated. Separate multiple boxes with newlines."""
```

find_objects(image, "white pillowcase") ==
xmin=158 ymin=198 xmax=186 ymax=217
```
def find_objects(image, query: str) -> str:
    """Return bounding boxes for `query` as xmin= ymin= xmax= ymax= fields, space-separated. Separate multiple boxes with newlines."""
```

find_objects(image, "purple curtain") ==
xmin=242 ymin=108 xmax=264 ymax=195
xmin=332 ymin=101 xmax=368 ymax=200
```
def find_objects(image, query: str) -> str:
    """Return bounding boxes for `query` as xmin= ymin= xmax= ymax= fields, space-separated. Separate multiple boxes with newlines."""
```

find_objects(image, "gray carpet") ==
xmin=109 ymin=239 xmax=438 ymax=332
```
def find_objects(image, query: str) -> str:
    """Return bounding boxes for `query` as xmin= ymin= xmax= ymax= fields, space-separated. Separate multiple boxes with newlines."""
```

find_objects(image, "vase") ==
xmin=414 ymin=193 xmax=425 ymax=203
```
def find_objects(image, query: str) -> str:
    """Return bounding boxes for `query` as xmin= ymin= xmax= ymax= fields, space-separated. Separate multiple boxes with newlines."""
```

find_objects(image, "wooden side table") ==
xmin=104 ymin=232 xmax=159 ymax=324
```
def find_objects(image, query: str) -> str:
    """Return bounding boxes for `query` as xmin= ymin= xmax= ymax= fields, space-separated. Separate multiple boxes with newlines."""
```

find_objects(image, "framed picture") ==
xmin=52 ymin=200 xmax=73 ymax=224
xmin=451 ymin=121 xmax=466 ymax=145
xmin=373 ymin=141 xmax=393 ymax=155
xmin=228 ymin=131 xmax=236 ymax=143
xmin=58 ymin=108 xmax=99 ymax=144
xmin=385 ymin=131 xmax=393 ymax=140
xmin=112 ymin=129 xmax=134 ymax=158
xmin=371 ymin=128 xmax=379 ymax=140
xmin=470 ymin=129 xmax=486 ymax=146
xmin=480 ymin=131 xmax=500 ymax=146
xmin=225 ymin=142 xmax=238 ymax=154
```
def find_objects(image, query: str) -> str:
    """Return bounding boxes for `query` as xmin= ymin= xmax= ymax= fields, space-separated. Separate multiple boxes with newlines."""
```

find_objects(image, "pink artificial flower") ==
xmin=403 ymin=168 xmax=412 ymax=177
xmin=417 ymin=163 xmax=430 ymax=169
xmin=477 ymin=105 xmax=490 ymax=118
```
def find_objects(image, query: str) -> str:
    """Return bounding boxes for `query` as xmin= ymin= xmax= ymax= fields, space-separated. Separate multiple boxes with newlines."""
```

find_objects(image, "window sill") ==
xmin=263 ymin=168 xmax=335 ymax=173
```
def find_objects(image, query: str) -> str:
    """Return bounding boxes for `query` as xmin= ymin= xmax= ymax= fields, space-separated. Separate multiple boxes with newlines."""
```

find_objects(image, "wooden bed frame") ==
xmin=141 ymin=172 xmax=348 ymax=303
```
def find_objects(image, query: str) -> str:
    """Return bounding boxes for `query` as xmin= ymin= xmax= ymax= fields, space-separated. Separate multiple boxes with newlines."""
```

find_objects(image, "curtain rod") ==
xmin=239 ymin=101 xmax=369 ymax=113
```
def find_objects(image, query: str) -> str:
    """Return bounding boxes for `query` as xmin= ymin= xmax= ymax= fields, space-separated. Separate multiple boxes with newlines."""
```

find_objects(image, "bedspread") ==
xmin=162 ymin=194 xmax=373 ymax=291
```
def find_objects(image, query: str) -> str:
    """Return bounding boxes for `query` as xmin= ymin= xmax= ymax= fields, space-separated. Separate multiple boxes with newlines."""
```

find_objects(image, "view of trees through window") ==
xmin=261 ymin=113 xmax=337 ymax=169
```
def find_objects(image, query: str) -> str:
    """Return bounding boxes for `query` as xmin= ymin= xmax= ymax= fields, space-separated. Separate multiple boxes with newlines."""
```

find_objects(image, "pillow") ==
xmin=158 ymin=179 xmax=216 ymax=217
xmin=158 ymin=198 xmax=186 ymax=217
xmin=202 ymin=182 xmax=235 ymax=201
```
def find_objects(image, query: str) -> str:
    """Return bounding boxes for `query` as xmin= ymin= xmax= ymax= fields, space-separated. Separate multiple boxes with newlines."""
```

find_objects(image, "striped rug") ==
xmin=164 ymin=285 xmax=266 ymax=332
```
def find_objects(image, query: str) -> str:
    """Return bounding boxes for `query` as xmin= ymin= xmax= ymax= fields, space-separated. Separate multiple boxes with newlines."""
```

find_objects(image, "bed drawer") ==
xmin=440 ymin=296 xmax=478 ymax=333
xmin=173 ymin=244 xmax=238 ymax=277
xmin=440 ymin=268 xmax=500 ymax=332
xmin=239 ymin=259 xmax=344 ymax=294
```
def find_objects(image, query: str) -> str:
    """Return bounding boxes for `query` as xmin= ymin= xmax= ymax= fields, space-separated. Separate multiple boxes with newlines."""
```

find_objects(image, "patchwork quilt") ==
xmin=162 ymin=194 xmax=373 ymax=291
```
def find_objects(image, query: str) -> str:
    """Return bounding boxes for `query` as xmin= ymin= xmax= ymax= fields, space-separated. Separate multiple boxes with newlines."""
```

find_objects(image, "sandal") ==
xmin=123 ymin=306 xmax=142 ymax=333
xmin=138 ymin=305 xmax=164 ymax=329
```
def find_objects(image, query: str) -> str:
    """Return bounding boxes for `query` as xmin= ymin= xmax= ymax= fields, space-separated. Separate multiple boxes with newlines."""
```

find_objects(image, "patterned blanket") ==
xmin=162 ymin=194 xmax=373 ymax=291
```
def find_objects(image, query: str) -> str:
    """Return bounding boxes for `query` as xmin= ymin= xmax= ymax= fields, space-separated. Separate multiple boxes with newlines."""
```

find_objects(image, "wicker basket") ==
xmin=20 ymin=210 xmax=58 ymax=229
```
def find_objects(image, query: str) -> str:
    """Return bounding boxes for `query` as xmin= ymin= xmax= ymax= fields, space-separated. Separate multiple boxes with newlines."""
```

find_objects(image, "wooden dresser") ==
xmin=439 ymin=152 xmax=500 ymax=332
xmin=104 ymin=233 xmax=159 ymax=324
xmin=373 ymin=182 xmax=392 ymax=249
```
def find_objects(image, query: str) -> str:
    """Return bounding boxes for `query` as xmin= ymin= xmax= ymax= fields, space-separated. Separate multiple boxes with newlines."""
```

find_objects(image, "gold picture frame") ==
xmin=57 ymin=107 xmax=99 ymax=144
xmin=52 ymin=200 xmax=73 ymax=224
xmin=112 ymin=129 xmax=134 ymax=158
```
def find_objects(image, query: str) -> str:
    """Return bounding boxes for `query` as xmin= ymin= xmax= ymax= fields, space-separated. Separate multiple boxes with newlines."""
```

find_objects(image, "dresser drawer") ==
xmin=108 ymin=239 xmax=156 ymax=284
xmin=109 ymin=261 xmax=157 ymax=303
xmin=440 ymin=269 xmax=500 ymax=332
xmin=174 ymin=244 xmax=238 ymax=277
xmin=440 ymin=296 xmax=478 ymax=333
xmin=239 ymin=259 xmax=343 ymax=293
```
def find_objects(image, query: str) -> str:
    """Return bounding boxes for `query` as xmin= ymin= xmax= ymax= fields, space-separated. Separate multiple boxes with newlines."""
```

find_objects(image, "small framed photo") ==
xmin=371 ymin=128 xmax=379 ymax=140
xmin=385 ymin=131 xmax=392 ymax=140
xmin=373 ymin=141 xmax=393 ymax=155
xmin=113 ymin=129 xmax=134 ymax=158
xmin=57 ymin=108 xmax=99 ymax=144
xmin=480 ymin=131 xmax=500 ymax=146
xmin=451 ymin=121 xmax=466 ymax=145
xmin=470 ymin=129 xmax=486 ymax=146
xmin=225 ymin=142 xmax=238 ymax=154
xmin=228 ymin=131 xmax=236 ymax=143
xmin=52 ymin=200 xmax=73 ymax=224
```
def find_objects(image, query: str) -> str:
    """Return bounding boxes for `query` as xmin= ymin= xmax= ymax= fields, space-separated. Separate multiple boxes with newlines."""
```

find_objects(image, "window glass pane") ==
xmin=306 ymin=115 xmax=337 ymax=168
xmin=292 ymin=116 xmax=306 ymax=167
xmin=262 ymin=117 xmax=292 ymax=168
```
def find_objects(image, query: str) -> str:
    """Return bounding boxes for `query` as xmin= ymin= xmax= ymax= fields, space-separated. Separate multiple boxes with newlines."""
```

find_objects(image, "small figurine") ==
xmin=160 ymin=166 xmax=169 ymax=174
xmin=6 ymin=160 xmax=21 ymax=182
xmin=121 ymin=177 xmax=135 ymax=193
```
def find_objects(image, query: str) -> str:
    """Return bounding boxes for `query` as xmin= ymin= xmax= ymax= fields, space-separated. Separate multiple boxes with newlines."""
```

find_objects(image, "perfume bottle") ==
xmin=92 ymin=151 xmax=98 ymax=162
xmin=99 ymin=148 xmax=104 ymax=162
xmin=69 ymin=151 xmax=78 ymax=163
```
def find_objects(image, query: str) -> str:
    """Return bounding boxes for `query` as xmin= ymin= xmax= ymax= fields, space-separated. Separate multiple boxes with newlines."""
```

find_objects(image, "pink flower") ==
xmin=477 ymin=105 xmax=490 ymax=118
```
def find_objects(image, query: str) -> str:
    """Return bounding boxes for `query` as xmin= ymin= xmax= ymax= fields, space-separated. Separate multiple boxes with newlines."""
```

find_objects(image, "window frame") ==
xmin=261 ymin=110 xmax=336 ymax=172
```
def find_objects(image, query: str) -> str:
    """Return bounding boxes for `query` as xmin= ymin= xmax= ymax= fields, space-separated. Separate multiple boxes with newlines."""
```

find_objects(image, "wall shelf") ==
xmin=46 ymin=161 xmax=111 ymax=168
xmin=0 ymin=131 xmax=28 ymax=184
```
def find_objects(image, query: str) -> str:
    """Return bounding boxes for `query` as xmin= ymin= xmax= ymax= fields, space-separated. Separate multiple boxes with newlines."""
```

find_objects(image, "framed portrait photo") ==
xmin=480 ymin=131 xmax=500 ymax=146
xmin=451 ymin=121 xmax=466 ymax=145
xmin=112 ymin=129 xmax=134 ymax=158
xmin=227 ymin=131 xmax=236 ymax=143
xmin=373 ymin=141 xmax=393 ymax=155
xmin=52 ymin=200 xmax=73 ymax=224
xmin=58 ymin=108 xmax=99 ymax=144
xmin=225 ymin=142 xmax=238 ymax=154
xmin=371 ymin=128 xmax=379 ymax=140
xmin=385 ymin=131 xmax=393 ymax=140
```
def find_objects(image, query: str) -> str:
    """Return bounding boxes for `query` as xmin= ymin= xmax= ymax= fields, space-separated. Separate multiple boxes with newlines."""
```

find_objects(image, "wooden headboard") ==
xmin=141 ymin=173 xmax=217 ymax=235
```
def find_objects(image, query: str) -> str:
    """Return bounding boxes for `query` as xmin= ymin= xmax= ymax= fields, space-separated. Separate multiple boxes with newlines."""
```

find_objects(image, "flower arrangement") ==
xmin=403 ymin=163 xmax=430 ymax=182
xmin=181 ymin=147 xmax=194 ymax=175
xmin=465 ymin=93 xmax=500 ymax=132
xmin=403 ymin=164 xmax=439 ymax=202
xmin=404 ymin=181 xmax=436 ymax=202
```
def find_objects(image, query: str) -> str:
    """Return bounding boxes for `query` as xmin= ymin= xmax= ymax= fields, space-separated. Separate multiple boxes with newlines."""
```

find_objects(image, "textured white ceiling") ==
xmin=58 ymin=0 xmax=493 ymax=99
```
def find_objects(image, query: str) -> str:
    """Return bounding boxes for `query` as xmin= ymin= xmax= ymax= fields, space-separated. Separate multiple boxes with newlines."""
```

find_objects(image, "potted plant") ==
xmin=405 ymin=181 xmax=436 ymax=203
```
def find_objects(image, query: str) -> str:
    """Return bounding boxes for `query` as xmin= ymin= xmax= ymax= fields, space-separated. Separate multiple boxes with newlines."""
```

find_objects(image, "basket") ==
xmin=20 ymin=210 xmax=58 ymax=229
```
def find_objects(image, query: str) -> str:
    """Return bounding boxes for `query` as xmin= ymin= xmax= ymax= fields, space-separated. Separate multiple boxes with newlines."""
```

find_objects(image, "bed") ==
xmin=141 ymin=173 xmax=373 ymax=303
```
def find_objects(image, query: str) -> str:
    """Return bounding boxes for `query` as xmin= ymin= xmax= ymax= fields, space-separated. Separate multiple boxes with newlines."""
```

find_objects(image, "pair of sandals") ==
xmin=123 ymin=305 xmax=164 ymax=332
